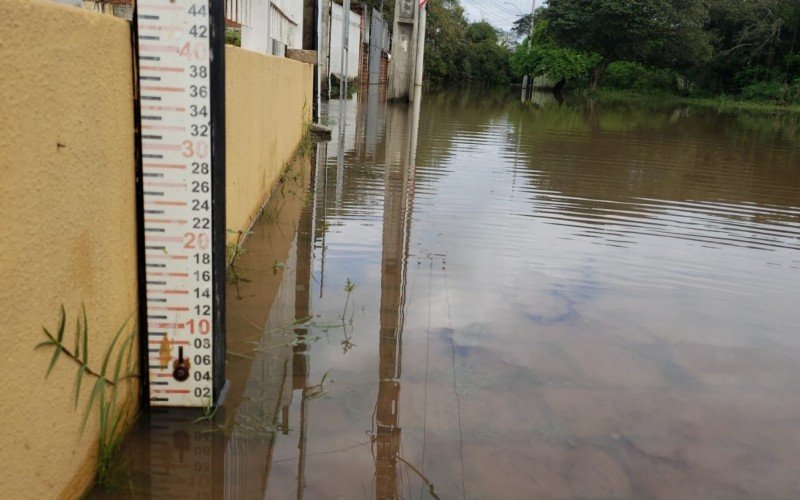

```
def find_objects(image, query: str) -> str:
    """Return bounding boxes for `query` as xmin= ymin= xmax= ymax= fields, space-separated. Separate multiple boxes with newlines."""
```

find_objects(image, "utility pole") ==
xmin=411 ymin=1 xmax=427 ymax=101
xmin=388 ymin=0 xmax=422 ymax=100
xmin=340 ymin=0 xmax=351 ymax=100
xmin=527 ymin=0 xmax=535 ymax=91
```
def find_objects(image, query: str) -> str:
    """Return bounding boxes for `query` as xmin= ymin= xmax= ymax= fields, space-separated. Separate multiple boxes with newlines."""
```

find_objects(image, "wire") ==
xmin=461 ymin=0 xmax=518 ymax=23
xmin=463 ymin=4 xmax=516 ymax=25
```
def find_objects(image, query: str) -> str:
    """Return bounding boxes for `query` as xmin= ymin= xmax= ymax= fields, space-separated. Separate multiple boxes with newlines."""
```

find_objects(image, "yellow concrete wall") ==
xmin=225 ymin=46 xmax=313 ymax=238
xmin=0 ymin=3 xmax=313 ymax=498
xmin=0 ymin=1 xmax=138 ymax=498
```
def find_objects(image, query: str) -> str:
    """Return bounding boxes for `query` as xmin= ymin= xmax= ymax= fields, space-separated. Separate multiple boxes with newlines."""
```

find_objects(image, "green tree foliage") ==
xmin=511 ymin=14 xmax=532 ymax=40
xmin=701 ymin=0 xmax=800 ymax=93
xmin=542 ymin=0 xmax=712 ymax=90
xmin=504 ymin=0 xmax=800 ymax=102
xmin=425 ymin=0 xmax=800 ymax=103
xmin=424 ymin=1 xmax=512 ymax=85
xmin=511 ymin=20 xmax=599 ymax=86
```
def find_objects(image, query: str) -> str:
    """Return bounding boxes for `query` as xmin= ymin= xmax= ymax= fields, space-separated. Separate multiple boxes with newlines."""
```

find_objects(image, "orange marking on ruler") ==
xmin=142 ymin=125 xmax=186 ymax=131
xmin=144 ymin=219 xmax=188 ymax=224
xmin=138 ymin=25 xmax=182 ymax=31
xmin=142 ymin=144 xmax=182 ymax=151
xmin=146 ymin=289 xmax=190 ymax=294
xmin=146 ymin=272 xmax=189 ymax=277
xmin=147 ymin=306 xmax=190 ymax=311
xmin=138 ymin=4 xmax=182 ymax=10
xmin=142 ymin=86 xmax=185 ymax=92
xmin=144 ymin=236 xmax=182 ymax=242
xmin=147 ymin=322 xmax=185 ymax=329
xmin=149 ymin=339 xmax=190 ymax=344
xmin=140 ymin=65 xmax=185 ymax=72
xmin=144 ymin=181 xmax=187 ymax=188
xmin=142 ymin=105 xmax=186 ymax=112
xmin=145 ymin=255 xmax=189 ymax=260
xmin=139 ymin=44 xmax=179 ymax=53
xmin=153 ymin=200 xmax=188 ymax=206
xmin=143 ymin=163 xmax=186 ymax=169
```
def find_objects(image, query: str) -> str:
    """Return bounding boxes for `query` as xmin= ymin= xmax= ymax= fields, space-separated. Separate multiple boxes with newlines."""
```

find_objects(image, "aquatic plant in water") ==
xmin=340 ymin=279 xmax=357 ymax=353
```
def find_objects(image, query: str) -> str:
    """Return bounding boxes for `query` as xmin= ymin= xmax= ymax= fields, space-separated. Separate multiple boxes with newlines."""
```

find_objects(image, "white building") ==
xmin=234 ymin=0 xmax=305 ymax=55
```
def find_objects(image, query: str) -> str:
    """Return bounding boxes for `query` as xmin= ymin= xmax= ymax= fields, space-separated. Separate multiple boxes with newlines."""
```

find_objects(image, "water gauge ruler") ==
xmin=134 ymin=0 xmax=226 ymax=408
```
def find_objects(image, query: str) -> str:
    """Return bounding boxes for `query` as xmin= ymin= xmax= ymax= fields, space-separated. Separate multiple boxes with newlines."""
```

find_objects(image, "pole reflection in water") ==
xmin=221 ymin=85 xmax=423 ymax=498
xmin=373 ymin=86 xmax=420 ymax=499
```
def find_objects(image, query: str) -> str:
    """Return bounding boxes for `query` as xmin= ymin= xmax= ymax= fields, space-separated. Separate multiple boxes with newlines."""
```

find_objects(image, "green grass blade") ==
xmin=73 ymin=315 xmax=81 ymax=361
xmin=35 ymin=339 xmax=56 ymax=349
xmin=81 ymin=377 xmax=104 ymax=435
xmin=40 ymin=327 xmax=55 ymax=341
xmin=57 ymin=305 xmax=66 ymax=343
xmin=45 ymin=308 xmax=67 ymax=378
xmin=81 ymin=304 xmax=89 ymax=364
xmin=100 ymin=314 xmax=132 ymax=377
xmin=107 ymin=330 xmax=134 ymax=435
xmin=46 ymin=344 xmax=62 ymax=378
xmin=75 ymin=365 xmax=86 ymax=409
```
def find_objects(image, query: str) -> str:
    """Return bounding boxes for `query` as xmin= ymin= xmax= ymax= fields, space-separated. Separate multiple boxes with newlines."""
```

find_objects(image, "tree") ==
xmin=511 ymin=14 xmax=532 ymax=40
xmin=512 ymin=20 xmax=599 ymax=89
xmin=425 ymin=0 xmax=470 ymax=84
xmin=542 ymin=0 xmax=712 ymax=90
xmin=704 ymin=0 xmax=800 ymax=91
xmin=425 ymin=6 xmax=512 ymax=85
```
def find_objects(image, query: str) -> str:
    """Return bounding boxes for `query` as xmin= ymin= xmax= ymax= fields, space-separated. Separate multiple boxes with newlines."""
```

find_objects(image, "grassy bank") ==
xmin=590 ymin=89 xmax=800 ymax=114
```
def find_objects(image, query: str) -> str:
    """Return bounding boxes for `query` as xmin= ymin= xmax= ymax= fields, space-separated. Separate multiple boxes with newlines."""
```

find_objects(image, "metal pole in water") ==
xmin=413 ymin=3 xmax=426 ymax=88
xmin=340 ymin=0 xmax=351 ymax=101
xmin=526 ymin=0 xmax=536 ymax=90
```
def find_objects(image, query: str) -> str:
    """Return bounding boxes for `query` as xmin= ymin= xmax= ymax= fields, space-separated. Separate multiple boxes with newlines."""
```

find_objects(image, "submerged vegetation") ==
xmin=36 ymin=306 xmax=138 ymax=488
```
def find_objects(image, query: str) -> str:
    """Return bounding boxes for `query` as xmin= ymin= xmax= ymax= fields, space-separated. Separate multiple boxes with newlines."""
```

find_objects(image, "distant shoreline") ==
xmin=587 ymin=89 xmax=800 ymax=114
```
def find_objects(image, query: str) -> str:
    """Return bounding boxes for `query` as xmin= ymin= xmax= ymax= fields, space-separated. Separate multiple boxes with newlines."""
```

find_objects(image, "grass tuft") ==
xmin=37 ymin=305 xmax=138 ymax=489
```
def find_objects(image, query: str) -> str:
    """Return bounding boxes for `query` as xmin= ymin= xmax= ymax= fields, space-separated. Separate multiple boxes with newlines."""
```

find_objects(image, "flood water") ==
xmin=103 ymin=89 xmax=800 ymax=498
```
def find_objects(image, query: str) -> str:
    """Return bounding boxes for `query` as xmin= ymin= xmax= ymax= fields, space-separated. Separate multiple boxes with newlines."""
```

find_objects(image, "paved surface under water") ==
xmin=101 ymin=89 xmax=800 ymax=498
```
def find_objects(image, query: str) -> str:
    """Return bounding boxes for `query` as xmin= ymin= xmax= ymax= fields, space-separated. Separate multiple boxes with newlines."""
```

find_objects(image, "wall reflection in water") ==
xmin=224 ymin=86 xmax=422 ymax=499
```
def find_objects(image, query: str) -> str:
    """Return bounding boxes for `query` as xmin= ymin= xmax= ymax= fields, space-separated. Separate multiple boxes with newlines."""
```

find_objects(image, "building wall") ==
xmin=0 ymin=2 xmax=313 ymax=497
xmin=225 ymin=46 xmax=313 ymax=240
xmin=241 ymin=0 xmax=304 ymax=55
xmin=330 ymin=3 xmax=362 ymax=79
xmin=242 ymin=0 xmax=272 ymax=54
xmin=0 ymin=1 xmax=138 ymax=498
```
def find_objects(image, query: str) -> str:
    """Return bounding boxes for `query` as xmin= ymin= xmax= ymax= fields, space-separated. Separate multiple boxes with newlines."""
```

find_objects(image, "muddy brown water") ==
xmin=95 ymin=89 xmax=800 ymax=499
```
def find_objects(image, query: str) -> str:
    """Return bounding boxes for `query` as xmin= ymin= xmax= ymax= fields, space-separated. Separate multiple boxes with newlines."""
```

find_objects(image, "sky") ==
xmin=461 ymin=0 xmax=536 ymax=32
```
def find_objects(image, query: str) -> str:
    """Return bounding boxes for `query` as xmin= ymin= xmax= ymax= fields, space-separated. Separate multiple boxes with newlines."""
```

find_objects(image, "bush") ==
xmin=634 ymin=68 xmax=678 ymax=92
xmin=603 ymin=61 xmax=678 ymax=92
xmin=604 ymin=61 xmax=648 ymax=89
xmin=740 ymin=80 xmax=800 ymax=104
xmin=225 ymin=28 xmax=241 ymax=47
xmin=784 ymin=54 xmax=800 ymax=81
